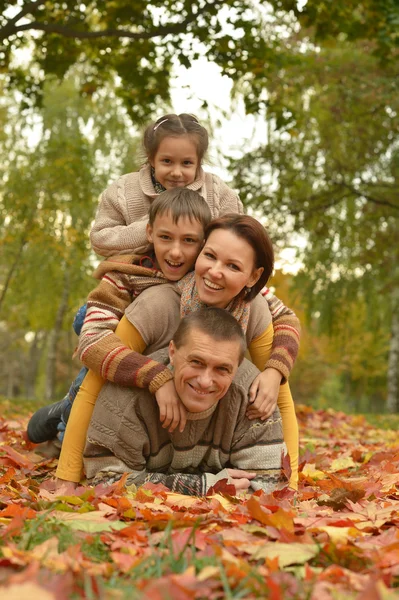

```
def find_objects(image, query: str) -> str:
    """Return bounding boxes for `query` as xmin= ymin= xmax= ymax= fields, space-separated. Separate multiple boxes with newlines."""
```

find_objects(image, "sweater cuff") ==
xmin=204 ymin=468 xmax=231 ymax=493
xmin=264 ymin=357 xmax=290 ymax=384
xmin=148 ymin=368 xmax=174 ymax=394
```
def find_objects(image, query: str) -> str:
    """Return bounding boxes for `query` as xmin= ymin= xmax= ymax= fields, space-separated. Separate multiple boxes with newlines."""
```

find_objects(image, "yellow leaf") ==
xmin=0 ymin=583 xmax=55 ymax=600
xmin=312 ymin=526 xmax=363 ymax=543
xmin=330 ymin=457 xmax=356 ymax=472
xmin=197 ymin=565 xmax=220 ymax=581
xmin=246 ymin=542 xmax=319 ymax=567
xmin=302 ymin=463 xmax=326 ymax=480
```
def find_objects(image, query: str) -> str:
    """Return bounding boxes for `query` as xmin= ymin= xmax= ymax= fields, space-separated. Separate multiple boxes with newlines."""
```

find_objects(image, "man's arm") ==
xmin=230 ymin=408 xmax=288 ymax=494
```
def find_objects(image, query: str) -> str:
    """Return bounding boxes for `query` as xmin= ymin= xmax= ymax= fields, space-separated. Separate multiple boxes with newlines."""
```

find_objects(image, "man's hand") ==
xmin=226 ymin=468 xmax=256 ymax=492
xmin=155 ymin=380 xmax=187 ymax=433
xmin=246 ymin=368 xmax=282 ymax=420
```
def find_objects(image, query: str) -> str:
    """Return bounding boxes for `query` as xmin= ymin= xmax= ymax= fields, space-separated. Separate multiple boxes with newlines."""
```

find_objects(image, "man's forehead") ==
xmin=179 ymin=329 xmax=240 ymax=368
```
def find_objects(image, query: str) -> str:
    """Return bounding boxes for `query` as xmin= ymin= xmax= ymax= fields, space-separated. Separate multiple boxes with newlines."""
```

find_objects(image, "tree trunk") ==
xmin=25 ymin=330 xmax=47 ymax=399
xmin=45 ymin=268 xmax=70 ymax=401
xmin=386 ymin=286 xmax=399 ymax=413
xmin=0 ymin=238 xmax=27 ymax=314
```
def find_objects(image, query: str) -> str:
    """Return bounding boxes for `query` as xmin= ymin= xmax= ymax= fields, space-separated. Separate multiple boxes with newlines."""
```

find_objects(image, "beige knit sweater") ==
xmin=90 ymin=164 xmax=243 ymax=257
xmin=84 ymin=351 xmax=288 ymax=496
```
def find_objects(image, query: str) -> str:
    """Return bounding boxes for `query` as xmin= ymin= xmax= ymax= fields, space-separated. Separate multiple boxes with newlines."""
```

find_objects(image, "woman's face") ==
xmin=195 ymin=229 xmax=263 ymax=309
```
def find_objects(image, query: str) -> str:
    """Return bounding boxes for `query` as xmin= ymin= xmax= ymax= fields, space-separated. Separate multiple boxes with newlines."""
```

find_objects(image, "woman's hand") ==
xmin=226 ymin=468 xmax=256 ymax=492
xmin=155 ymin=380 xmax=188 ymax=433
xmin=246 ymin=368 xmax=282 ymax=420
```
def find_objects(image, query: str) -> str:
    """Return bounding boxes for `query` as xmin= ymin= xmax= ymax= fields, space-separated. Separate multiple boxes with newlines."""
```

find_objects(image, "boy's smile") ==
xmin=146 ymin=212 xmax=204 ymax=281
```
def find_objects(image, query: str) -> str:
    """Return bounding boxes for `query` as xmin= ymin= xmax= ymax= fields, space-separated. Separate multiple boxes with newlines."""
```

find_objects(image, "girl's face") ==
xmin=151 ymin=135 xmax=199 ymax=189
xmin=195 ymin=229 xmax=263 ymax=309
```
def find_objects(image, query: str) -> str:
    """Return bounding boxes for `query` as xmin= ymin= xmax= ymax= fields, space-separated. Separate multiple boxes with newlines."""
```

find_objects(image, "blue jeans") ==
xmin=57 ymin=304 xmax=88 ymax=440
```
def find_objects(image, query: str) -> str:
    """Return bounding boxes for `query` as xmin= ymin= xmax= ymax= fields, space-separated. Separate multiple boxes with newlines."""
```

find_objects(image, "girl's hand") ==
xmin=155 ymin=380 xmax=188 ymax=433
xmin=246 ymin=368 xmax=282 ymax=420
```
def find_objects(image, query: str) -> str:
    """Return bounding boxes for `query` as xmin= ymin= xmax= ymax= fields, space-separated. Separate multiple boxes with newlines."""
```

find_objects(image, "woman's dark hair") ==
xmin=143 ymin=113 xmax=209 ymax=164
xmin=203 ymin=214 xmax=274 ymax=301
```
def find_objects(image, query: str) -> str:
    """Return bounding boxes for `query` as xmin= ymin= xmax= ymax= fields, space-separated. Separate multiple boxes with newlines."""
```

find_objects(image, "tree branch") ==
xmin=0 ymin=0 xmax=226 ymax=43
xmin=0 ymin=0 xmax=47 ymax=41
xmin=338 ymin=181 xmax=399 ymax=211
xmin=290 ymin=192 xmax=350 ymax=216
xmin=9 ymin=18 xmax=196 ymax=40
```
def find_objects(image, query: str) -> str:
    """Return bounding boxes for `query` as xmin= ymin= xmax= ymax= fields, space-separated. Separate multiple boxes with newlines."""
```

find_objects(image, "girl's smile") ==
xmin=151 ymin=135 xmax=199 ymax=190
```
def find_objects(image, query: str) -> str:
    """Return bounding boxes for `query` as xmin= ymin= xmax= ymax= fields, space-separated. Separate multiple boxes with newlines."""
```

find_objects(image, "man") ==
xmin=84 ymin=308 xmax=287 ymax=496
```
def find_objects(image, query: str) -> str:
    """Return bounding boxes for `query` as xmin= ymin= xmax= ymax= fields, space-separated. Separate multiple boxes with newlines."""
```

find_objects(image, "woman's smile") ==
xmin=195 ymin=229 xmax=262 ymax=308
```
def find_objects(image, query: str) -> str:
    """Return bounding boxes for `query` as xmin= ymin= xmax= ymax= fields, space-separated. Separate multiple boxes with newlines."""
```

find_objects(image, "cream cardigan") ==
xmin=90 ymin=164 xmax=243 ymax=257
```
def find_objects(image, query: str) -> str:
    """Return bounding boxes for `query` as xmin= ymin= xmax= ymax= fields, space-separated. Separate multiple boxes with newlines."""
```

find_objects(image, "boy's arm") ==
xmin=261 ymin=287 xmax=301 ymax=383
xmin=90 ymin=185 xmax=149 ymax=257
xmin=77 ymin=268 xmax=172 ymax=393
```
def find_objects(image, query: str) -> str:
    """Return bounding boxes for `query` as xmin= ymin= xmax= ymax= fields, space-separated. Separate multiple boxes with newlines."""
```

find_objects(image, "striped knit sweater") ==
xmin=84 ymin=352 xmax=288 ymax=496
xmin=77 ymin=255 xmax=300 ymax=393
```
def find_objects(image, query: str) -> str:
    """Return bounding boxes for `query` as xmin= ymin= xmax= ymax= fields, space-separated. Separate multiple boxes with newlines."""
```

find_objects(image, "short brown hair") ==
xmin=204 ymin=214 xmax=274 ymax=301
xmin=148 ymin=188 xmax=212 ymax=230
xmin=173 ymin=308 xmax=246 ymax=364
xmin=143 ymin=113 xmax=209 ymax=164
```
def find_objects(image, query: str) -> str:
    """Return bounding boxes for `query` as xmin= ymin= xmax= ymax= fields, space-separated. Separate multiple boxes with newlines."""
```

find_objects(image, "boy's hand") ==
xmin=155 ymin=380 xmax=187 ymax=433
xmin=246 ymin=368 xmax=282 ymax=420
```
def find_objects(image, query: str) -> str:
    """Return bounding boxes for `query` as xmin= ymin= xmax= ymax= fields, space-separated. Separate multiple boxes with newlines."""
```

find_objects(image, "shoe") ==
xmin=27 ymin=397 xmax=70 ymax=443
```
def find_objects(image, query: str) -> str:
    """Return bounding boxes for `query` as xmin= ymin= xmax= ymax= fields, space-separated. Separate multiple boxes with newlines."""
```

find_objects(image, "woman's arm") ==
xmin=261 ymin=288 xmax=301 ymax=383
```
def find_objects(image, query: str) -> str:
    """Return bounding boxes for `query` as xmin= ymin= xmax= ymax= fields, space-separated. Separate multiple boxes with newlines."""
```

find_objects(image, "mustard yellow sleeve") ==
xmin=56 ymin=317 xmax=146 ymax=482
xmin=248 ymin=323 xmax=299 ymax=490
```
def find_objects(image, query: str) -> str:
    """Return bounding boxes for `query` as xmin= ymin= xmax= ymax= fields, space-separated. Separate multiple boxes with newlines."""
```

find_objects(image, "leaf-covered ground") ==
xmin=1 ymin=400 xmax=399 ymax=599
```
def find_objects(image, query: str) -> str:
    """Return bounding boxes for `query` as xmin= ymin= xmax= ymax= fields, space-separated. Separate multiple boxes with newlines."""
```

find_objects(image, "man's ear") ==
xmin=168 ymin=340 xmax=176 ymax=365
xmin=146 ymin=222 xmax=153 ymax=244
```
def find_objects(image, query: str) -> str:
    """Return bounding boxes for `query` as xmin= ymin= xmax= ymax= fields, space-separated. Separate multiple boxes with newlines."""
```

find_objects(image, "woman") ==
xmin=57 ymin=215 xmax=299 ymax=489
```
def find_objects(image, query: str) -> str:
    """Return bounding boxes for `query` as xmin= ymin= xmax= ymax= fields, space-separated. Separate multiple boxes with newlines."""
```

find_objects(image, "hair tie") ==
xmin=153 ymin=118 xmax=168 ymax=131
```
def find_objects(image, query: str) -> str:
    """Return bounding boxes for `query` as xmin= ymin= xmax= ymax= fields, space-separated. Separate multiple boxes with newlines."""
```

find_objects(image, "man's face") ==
xmin=168 ymin=328 xmax=241 ymax=413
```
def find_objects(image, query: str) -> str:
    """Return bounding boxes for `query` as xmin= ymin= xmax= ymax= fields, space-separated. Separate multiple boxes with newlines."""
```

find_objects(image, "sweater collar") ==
xmin=139 ymin=163 xmax=206 ymax=198
xmin=186 ymin=402 xmax=218 ymax=421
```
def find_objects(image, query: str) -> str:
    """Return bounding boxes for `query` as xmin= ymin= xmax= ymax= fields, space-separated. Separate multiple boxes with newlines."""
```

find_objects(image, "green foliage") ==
xmin=1 ymin=0 xmax=281 ymax=121
xmin=0 ymin=73 xmax=140 ymax=397
xmin=275 ymin=0 xmax=399 ymax=60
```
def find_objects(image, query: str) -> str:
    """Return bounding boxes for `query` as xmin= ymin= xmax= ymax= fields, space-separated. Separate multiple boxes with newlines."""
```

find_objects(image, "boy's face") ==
xmin=146 ymin=212 xmax=204 ymax=281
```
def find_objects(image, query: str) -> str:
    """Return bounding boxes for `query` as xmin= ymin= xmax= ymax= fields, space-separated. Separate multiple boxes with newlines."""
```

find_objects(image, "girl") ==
xmin=90 ymin=113 xmax=243 ymax=257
